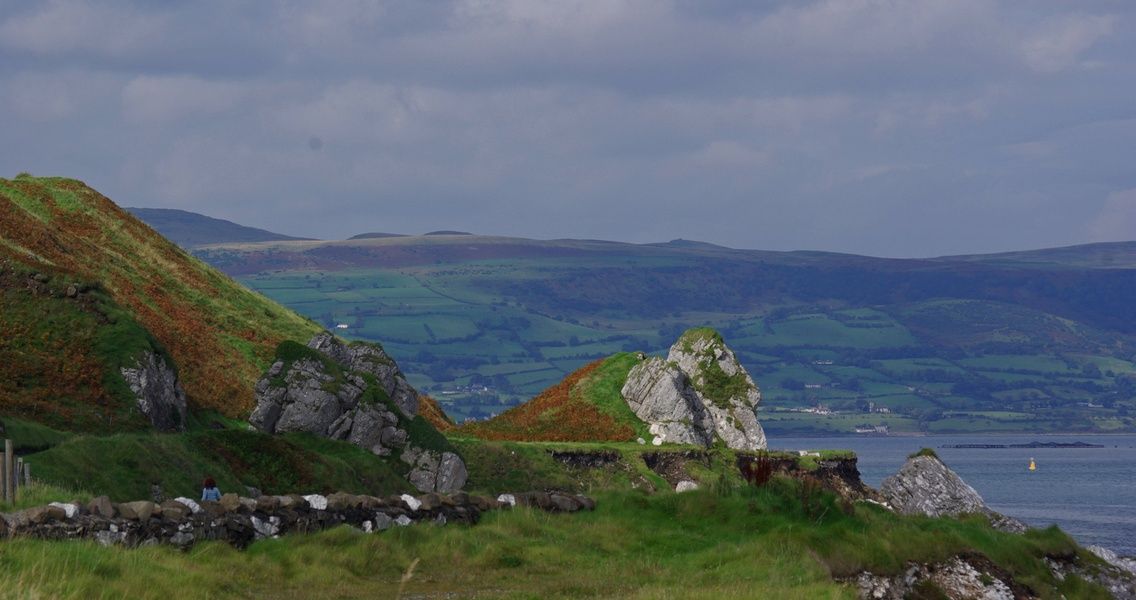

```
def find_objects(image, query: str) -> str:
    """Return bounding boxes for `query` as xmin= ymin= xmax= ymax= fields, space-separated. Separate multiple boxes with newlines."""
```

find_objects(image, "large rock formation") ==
xmin=621 ymin=329 xmax=766 ymax=450
xmin=250 ymin=333 xmax=466 ymax=492
xmin=880 ymin=452 xmax=1026 ymax=533
xmin=120 ymin=351 xmax=187 ymax=432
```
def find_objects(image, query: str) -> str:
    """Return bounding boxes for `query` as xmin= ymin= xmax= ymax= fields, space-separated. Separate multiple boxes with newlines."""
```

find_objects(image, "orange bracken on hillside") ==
xmin=459 ymin=359 xmax=635 ymax=442
xmin=418 ymin=395 xmax=456 ymax=432
xmin=0 ymin=178 xmax=319 ymax=419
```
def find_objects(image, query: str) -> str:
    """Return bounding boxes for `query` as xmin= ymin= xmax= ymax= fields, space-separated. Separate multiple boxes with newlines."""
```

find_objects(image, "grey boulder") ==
xmin=402 ymin=446 xmax=468 ymax=494
xmin=881 ymin=454 xmax=1027 ymax=533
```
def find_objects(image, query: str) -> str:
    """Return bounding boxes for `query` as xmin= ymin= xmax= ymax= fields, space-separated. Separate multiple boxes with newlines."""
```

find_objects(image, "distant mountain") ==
xmin=126 ymin=207 xmax=312 ymax=248
xmin=937 ymin=241 xmax=1136 ymax=269
xmin=424 ymin=230 xmax=473 ymax=236
xmin=349 ymin=232 xmax=408 ymax=240
xmin=1 ymin=177 xmax=320 ymax=430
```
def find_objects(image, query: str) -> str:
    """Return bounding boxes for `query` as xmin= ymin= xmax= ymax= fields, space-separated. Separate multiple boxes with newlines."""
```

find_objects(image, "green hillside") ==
xmin=178 ymin=233 xmax=1136 ymax=433
xmin=0 ymin=175 xmax=321 ymax=425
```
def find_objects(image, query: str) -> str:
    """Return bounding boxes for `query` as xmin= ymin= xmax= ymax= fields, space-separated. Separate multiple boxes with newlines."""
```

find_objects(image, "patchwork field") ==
xmin=224 ymin=249 xmax=1136 ymax=434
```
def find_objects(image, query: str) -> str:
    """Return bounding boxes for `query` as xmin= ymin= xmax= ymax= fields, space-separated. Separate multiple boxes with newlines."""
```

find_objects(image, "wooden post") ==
xmin=16 ymin=458 xmax=24 ymax=496
xmin=0 ymin=449 xmax=7 ymax=504
xmin=4 ymin=439 xmax=13 ymax=504
xmin=23 ymin=462 xmax=31 ymax=488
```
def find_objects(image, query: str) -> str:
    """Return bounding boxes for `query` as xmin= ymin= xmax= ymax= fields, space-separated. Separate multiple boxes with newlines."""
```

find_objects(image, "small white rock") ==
xmin=651 ymin=437 xmax=663 ymax=446
xmin=400 ymin=494 xmax=422 ymax=511
xmin=173 ymin=497 xmax=202 ymax=515
xmin=49 ymin=502 xmax=79 ymax=519
xmin=395 ymin=515 xmax=412 ymax=527
xmin=304 ymin=494 xmax=328 ymax=510
xmin=637 ymin=437 xmax=646 ymax=445
xmin=675 ymin=481 xmax=699 ymax=493
xmin=496 ymin=494 xmax=517 ymax=507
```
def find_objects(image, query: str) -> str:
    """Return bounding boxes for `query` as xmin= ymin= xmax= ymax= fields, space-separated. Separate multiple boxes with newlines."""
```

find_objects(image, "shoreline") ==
xmin=768 ymin=431 xmax=1136 ymax=439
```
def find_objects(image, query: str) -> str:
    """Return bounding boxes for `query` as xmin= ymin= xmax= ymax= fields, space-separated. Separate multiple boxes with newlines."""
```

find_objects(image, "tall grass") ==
xmin=0 ymin=479 xmax=1102 ymax=599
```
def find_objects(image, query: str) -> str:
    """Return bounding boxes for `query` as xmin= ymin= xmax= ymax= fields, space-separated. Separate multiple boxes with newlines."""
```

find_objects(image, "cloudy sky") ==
xmin=2 ymin=0 xmax=1133 ymax=257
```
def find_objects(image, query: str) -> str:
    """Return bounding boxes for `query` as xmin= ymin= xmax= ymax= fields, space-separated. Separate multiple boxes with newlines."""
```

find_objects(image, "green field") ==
xmin=233 ymin=259 xmax=1136 ymax=433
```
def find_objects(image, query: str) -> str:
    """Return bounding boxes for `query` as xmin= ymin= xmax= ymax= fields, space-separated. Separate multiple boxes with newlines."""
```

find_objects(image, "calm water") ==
xmin=774 ymin=434 xmax=1136 ymax=556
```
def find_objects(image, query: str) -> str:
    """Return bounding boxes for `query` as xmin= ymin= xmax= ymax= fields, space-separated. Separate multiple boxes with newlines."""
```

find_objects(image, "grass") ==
xmin=0 ymin=481 xmax=1106 ymax=599
xmin=458 ymin=357 xmax=641 ymax=442
xmin=22 ymin=429 xmax=411 ymax=502
xmin=0 ymin=480 xmax=92 ymax=512
xmin=0 ymin=417 xmax=72 ymax=452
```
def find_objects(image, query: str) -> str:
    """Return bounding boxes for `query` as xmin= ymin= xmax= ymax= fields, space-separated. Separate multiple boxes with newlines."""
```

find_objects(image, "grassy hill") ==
xmin=0 ymin=175 xmax=321 ymax=425
xmin=459 ymin=354 xmax=645 ymax=442
xmin=179 ymin=233 xmax=1136 ymax=433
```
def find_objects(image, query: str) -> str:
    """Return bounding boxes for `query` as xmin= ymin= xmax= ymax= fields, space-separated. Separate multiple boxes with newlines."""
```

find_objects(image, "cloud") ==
xmin=1018 ymin=14 xmax=1115 ymax=73
xmin=0 ymin=0 xmax=168 ymax=58
xmin=121 ymin=76 xmax=252 ymax=123
xmin=1088 ymin=189 xmax=1136 ymax=242
xmin=0 ymin=0 xmax=1133 ymax=256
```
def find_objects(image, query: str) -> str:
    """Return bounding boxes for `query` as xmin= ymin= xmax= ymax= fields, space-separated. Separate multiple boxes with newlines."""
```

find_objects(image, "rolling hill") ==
xmin=125 ymin=207 xmax=312 ymax=248
xmin=0 ymin=175 xmax=321 ymax=427
xmin=172 ymin=231 xmax=1136 ymax=433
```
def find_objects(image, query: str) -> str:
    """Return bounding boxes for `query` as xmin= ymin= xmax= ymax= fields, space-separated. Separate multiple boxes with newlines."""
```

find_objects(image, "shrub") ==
xmin=909 ymin=448 xmax=939 ymax=460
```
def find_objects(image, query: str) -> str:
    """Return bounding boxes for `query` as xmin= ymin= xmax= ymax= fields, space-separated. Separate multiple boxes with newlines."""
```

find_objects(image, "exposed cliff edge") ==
xmin=621 ymin=329 xmax=766 ymax=450
xmin=120 ymin=351 xmax=187 ymax=432
xmin=249 ymin=332 xmax=466 ymax=493
xmin=880 ymin=451 xmax=1026 ymax=533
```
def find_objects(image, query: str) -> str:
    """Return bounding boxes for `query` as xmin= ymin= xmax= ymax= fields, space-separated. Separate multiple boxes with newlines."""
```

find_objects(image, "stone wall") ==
xmin=1 ymin=490 xmax=595 ymax=550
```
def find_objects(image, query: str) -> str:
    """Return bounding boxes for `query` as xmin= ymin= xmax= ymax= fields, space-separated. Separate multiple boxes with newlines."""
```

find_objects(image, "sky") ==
xmin=1 ymin=0 xmax=1134 ymax=258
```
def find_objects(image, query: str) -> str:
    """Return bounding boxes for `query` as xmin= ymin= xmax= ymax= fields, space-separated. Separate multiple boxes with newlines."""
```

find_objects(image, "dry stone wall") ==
xmin=1 ymin=490 xmax=595 ymax=550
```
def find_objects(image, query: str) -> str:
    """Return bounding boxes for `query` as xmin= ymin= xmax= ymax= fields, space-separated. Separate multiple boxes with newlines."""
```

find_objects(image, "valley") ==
xmin=180 ymin=233 xmax=1136 ymax=434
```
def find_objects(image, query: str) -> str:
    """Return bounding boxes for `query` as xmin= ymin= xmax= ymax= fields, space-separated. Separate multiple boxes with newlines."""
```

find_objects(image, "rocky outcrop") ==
xmin=1089 ymin=545 xmax=1136 ymax=578
xmin=307 ymin=332 xmax=419 ymax=416
xmin=401 ymin=447 xmax=468 ymax=494
xmin=1048 ymin=549 xmax=1136 ymax=600
xmin=250 ymin=333 xmax=418 ymax=456
xmin=621 ymin=330 xmax=766 ymax=450
xmin=120 ymin=351 xmax=187 ymax=432
xmin=880 ymin=453 xmax=1026 ymax=533
xmin=0 ymin=490 xmax=596 ymax=550
xmin=250 ymin=333 xmax=467 ymax=492
xmin=853 ymin=555 xmax=1026 ymax=600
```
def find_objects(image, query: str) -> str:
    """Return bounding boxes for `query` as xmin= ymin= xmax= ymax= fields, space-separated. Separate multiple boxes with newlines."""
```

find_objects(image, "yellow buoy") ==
xmin=1029 ymin=458 xmax=1036 ymax=471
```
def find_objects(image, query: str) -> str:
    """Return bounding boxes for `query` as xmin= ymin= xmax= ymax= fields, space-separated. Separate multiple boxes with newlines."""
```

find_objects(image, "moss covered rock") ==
xmin=621 ymin=329 xmax=766 ymax=450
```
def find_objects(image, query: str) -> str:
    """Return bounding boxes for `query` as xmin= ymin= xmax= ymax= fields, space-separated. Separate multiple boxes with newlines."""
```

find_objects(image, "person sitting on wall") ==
xmin=201 ymin=477 xmax=221 ymax=502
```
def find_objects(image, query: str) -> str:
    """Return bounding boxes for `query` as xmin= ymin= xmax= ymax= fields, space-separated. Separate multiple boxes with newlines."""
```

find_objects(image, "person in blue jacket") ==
xmin=201 ymin=477 xmax=221 ymax=501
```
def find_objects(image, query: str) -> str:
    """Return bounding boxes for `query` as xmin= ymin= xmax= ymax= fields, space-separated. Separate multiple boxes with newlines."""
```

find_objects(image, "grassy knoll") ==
xmin=0 ymin=176 xmax=320 ymax=423
xmin=458 ymin=354 xmax=644 ymax=442
xmin=0 ymin=481 xmax=1107 ymax=599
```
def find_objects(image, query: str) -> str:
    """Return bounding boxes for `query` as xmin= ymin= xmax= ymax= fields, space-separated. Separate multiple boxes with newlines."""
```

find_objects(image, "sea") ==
xmin=773 ymin=434 xmax=1136 ymax=556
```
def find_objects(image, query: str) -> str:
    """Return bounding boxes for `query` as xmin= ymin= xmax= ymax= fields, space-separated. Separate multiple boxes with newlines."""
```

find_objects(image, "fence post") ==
xmin=16 ymin=457 xmax=24 ymax=496
xmin=0 ymin=448 xmax=7 ymax=504
xmin=23 ymin=462 xmax=31 ymax=488
xmin=4 ymin=439 xmax=14 ymax=504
